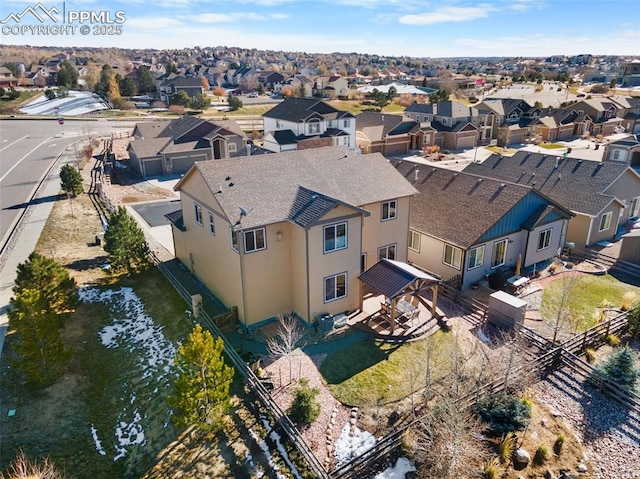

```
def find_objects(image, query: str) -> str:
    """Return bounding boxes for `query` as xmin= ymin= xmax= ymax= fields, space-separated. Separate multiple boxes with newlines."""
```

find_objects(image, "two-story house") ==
xmin=603 ymin=134 xmax=640 ymax=167
xmin=355 ymin=111 xmax=434 ymax=156
xmin=573 ymin=98 xmax=624 ymax=137
xmin=610 ymin=95 xmax=640 ymax=134
xmin=262 ymin=97 xmax=356 ymax=153
xmin=465 ymin=151 xmax=640 ymax=247
xmin=475 ymin=99 xmax=543 ymax=146
xmin=127 ymin=116 xmax=247 ymax=177
xmin=166 ymin=146 xmax=417 ymax=329
xmin=157 ymin=75 xmax=204 ymax=104
xmin=404 ymin=101 xmax=481 ymax=150
xmin=392 ymin=160 xmax=573 ymax=289
xmin=313 ymin=75 xmax=349 ymax=99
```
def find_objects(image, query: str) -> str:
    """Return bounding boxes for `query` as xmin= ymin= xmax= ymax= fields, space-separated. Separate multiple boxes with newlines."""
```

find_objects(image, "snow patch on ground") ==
xmin=79 ymin=287 xmax=177 ymax=461
xmin=334 ymin=423 xmax=377 ymax=466
xmin=374 ymin=457 xmax=416 ymax=479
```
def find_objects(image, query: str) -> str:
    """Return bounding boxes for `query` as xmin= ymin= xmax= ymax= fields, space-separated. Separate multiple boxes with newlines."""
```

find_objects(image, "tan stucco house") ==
xmin=167 ymin=146 xmax=417 ymax=329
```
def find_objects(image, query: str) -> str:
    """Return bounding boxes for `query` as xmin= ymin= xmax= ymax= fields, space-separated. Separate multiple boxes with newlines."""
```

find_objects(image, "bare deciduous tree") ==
xmin=547 ymin=272 xmax=581 ymax=342
xmin=266 ymin=313 xmax=306 ymax=384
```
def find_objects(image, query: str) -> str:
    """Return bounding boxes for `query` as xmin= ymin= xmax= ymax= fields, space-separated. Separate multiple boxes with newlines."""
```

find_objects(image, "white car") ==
xmin=248 ymin=92 xmax=258 ymax=98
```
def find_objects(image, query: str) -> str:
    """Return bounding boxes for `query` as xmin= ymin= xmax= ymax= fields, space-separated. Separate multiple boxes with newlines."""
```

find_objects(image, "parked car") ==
xmin=248 ymin=92 xmax=258 ymax=98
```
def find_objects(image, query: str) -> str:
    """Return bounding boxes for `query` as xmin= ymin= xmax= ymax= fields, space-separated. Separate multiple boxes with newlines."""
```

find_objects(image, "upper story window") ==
xmin=244 ymin=228 xmax=266 ymax=253
xmin=343 ymin=119 xmax=350 ymax=128
xmin=537 ymin=229 xmax=552 ymax=251
xmin=228 ymin=142 xmax=237 ymax=154
xmin=378 ymin=244 xmax=396 ymax=261
xmin=630 ymin=196 xmax=640 ymax=218
xmin=324 ymin=222 xmax=347 ymax=253
xmin=208 ymin=212 xmax=215 ymax=236
xmin=194 ymin=203 xmax=203 ymax=226
xmin=443 ymin=244 xmax=462 ymax=270
xmin=381 ymin=200 xmax=397 ymax=221
xmin=409 ymin=230 xmax=421 ymax=252
xmin=599 ymin=211 xmax=612 ymax=231
xmin=309 ymin=119 xmax=320 ymax=134
xmin=276 ymin=120 xmax=282 ymax=128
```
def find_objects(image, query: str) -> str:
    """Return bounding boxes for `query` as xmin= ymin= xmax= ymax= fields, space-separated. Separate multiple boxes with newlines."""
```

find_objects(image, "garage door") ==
xmin=143 ymin=159 xmax=163 ymax=178
xmin=557 ymin=129 xmax=572 ymax=140
xmin=385 ymin=142 xmax=408 ymax=156
xmin=172 ymin=157 xmax=195 ymax=175
xmin=456 ymin=136 xmax=476 ymax=149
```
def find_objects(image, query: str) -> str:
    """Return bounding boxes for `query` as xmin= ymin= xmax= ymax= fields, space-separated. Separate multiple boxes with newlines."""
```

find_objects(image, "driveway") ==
xmin=131 ymin=199 xmax=181 ymax=227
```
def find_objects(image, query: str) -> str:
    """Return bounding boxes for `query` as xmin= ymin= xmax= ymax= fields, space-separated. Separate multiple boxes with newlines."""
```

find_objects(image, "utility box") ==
xmin=488 ymin=290 xmax=527 ymax=330
xmin=191 ymin=294 xmax=203 ymax=318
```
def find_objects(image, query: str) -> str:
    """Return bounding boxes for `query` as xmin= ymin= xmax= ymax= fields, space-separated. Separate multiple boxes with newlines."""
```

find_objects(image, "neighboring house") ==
xmin=392 ymin=160 xmax=573 ymax=289
xmin=127 ymin=116 xmax=247 ymax=177
xmin=620 ymin=59 xmax=640 ymax=88
xmin=355 ymin=111 xmax=434 ymax=156
xmin=533 ymin=109 xmax=586 ymax=143
xmin=313 ymin=75 xmax=349 ymax=98
xmin=157 ymin=76 xmax=204 ymax=103
xmin=262 ymin=97 xmax=356 ymax=152
xmin=275 ymin=75 xmax=313 ymax=97
xmin=464 ymin=152 xmax=640 ymax=247
xmin=603 ymin=134 xmax=640 ymax=167
xmin=475 ymin=99 xmax=543 ymax=146
xmin=573 ymin=98 xmax=624 ymax=137
xmin=404 ymin=101 xmax=481 ymax=150
xmin=610 ymin=95 xmax=640 ymax=134
xmin=0 ymin=67 xmax=18 ymax=88
xmin=166 ymin=146 xmax=418 ymax=329
xmin=258 ymin=71 xmax=285 ymax=90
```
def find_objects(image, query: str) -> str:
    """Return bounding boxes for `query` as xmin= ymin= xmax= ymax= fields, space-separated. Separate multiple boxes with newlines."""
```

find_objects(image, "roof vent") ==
xmin=500 ymin=183 xmax=506 ymax=187
xmin=225 ymin=176 xmax=231 ymax=181
xmin=228 ymin=182 xmax=234 ymax=187
xmin=414 ymin=169 xmax=419 ymax=181
xmin=477 ymin=178 xmax=483 ymax=183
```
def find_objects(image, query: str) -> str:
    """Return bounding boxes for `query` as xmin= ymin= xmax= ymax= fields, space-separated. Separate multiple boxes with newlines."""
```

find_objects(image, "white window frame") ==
xmin=343 ymin=119 xmax=350 ymax=128
xmin=467 ymin=245 xmax=485 ymax=270
xmin=231 ymin=228 xmax=239 ymax=252
xmin=443 ymin=244 xmax=462 ymax=270
xmin=208 ymin=212 xmax=215 ymax=236
xmin=491 ymin=239 xmax=508 ymax=268
xmin=324 ymin=272 xmax=347 ymax=303
xmin=228 ymin=142 xmax=237 ymax=154
xmin=194 ymin=203 xmax=203 ymax=226
xmin=599 ymin=211 xmax=612 ymax=231
xmin=537 ymin=228 xmax=552 ymax=251
xmin=630 ymin=196 xmax=640 ymax=218
xmin=381 ymin=200 xmax=397 ymax=221
xmin=244 ymin=228 xmax=266 ymax=253
xmin=309 ymin=119 xmax=320 ymax=134
xmin=409 ymin=230 xmax=421 ymax=252
xmin=613 ymin=149 xmax=621 ymax=160
xmin=378 ymin=244 xmax=397 ymax=261
xmin=323 ymin=222 xmax=347 ymax=253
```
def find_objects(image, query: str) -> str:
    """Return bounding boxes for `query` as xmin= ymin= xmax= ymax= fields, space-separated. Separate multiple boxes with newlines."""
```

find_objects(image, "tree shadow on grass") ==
xmin=319 ymin=340 xmax=400 ymax=384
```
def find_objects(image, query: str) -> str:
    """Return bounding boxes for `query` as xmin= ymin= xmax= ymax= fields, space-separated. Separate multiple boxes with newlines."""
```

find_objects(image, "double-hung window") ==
xmin=324 ymin=223 xmax=347 ymax=253
xmin=381 ymin=200 xmax=397 ymax=221
xmin=244 ymin=228 xmax=266 ymax=253
xmin=443 ymin=244 xmax=462 ymax=270
xmin=491 ymin=239 xmax=508 ymax=268
xmin=599 ymin=212 xmax=612 ymax=231
xmin=325 ymin=273 xmax=347 ymax=302
xmin=409 ymin=230 xmax=421 ymax=252
xmin=194 ymin=203 xmax=203 ymax=225
xmin=537 ymin=229 xmax=552 ymax=251
xmin=208 ymin=212 xmax=215 ymax=235
xmin=467 ymin=245 xmax=484 ymax=270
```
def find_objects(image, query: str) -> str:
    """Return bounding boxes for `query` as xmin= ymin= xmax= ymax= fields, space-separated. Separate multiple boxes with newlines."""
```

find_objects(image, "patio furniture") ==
xmin=506 ymin=275 xmax=528 ymax=294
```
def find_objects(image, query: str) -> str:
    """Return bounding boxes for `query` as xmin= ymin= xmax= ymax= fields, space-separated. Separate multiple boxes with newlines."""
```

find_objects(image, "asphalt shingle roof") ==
xmin=186 ymin=147 xmax=418 ymax=229
xmin=391 ymin=160 xmax=565 ymax=248
xmin=263 ymin=97 xmax=354 ymax=121
xmin=464 ymin=151 xmax=629 ymax=216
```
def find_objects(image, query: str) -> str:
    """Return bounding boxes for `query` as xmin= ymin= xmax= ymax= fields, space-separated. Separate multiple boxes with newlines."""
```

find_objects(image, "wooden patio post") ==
xmin=431 ymin=284 xmax=439 ymax=317
xmin=390 ymin=297 xmax=397 ymax=332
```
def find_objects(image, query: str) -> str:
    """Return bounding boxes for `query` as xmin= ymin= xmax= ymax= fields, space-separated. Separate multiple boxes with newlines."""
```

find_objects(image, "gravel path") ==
xmin=531 ymin=368 xmax=640 ymax=479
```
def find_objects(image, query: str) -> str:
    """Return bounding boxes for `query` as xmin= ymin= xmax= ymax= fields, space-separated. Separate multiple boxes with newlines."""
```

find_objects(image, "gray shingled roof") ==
xmin=392 ymin=160 xmax=553 ymax=248
xmin=464 ymin=151 xmax=630 ymax=216
xmin=263 ymin=97 xmax=354 ymax=121
xmin=185 ymin=147 xmax=418 ymax=229
xmin=128 ymin=137 xmax=171 ymax=158
xmin=358 ymin=259 xmax=438 ymax=299
xmin=405 ymin=101 xmax=478 ymax=118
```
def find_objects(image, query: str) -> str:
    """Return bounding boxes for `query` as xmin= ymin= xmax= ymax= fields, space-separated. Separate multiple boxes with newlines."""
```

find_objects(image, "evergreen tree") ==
xmin=60 ymin=164 xmax=84 ymax=197
xmin=106 ymin=76 xmax=122 ymax=106
xmin=169 ymin=325 xmax=234 ymax=432
xmin=596 ymin=347 xmax=640 ymax=391
xmin=227 ymin=93 xmax=242 ymax=111
xmin=103 ymin=206 xmax=150 ymax=274
xmin=118 ymin=76 xmax=138 ymax=97
xmin=12 ymin=252 xmax=79 ymax=324
xmin=136 ymin=66 xmax=156 ymax=93
xmin=95 ymin=64 xmax=114 ymax=97
xmin=190 ymin=92 xmax=210 ymax=110
xmin=8 ymin=253 xmax=78 ymax=386
xmin=56 ymin=60 xmax=78 ymax=88
xmin=171 ymin=90 xmax=190 ymax=107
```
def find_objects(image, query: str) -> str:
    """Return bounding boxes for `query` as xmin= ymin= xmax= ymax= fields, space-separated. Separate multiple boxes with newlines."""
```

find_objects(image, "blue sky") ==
xmin=1 ymin=0 xmax=639 ymax=57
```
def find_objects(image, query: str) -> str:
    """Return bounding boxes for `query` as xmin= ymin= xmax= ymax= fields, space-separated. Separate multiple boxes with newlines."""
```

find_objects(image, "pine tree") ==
xmin=169 ymin=325 xmax=234 ymax=432
xmin=8 ymin=253 xmax=78 ymax=386
xmin=60 ymin=164 xmax=84 ymax=197
xmin=597 ymin=347 xmax=640 ymax=391
xmin=103 ymin=206 xmax=150 ymax=274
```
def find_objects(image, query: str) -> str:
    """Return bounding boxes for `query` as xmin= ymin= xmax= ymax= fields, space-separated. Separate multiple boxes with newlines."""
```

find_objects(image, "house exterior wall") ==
xmin=360 ymin=196 xmax=410 ymax=270
xmin=298 ymin=137 xmax=333 ymax=150
xmin=604 ymin=170 xmax=640 ymax=223
xmin=588 ymin=204 xmax=623 ymax=246
xmin=306 ymin=207 xmax=363 ymax=321
xmin=524 ymin=220 xmax=567 ymax=266
xmin=290 ymin=224 xmax=309 ymax=321
xmin=175 ymin=175 xmax=244 ymax=321
xmin=408 ymin=233 xmax=461 ymax=281
xmin=566 ymin=213 xmax=592 ymax=248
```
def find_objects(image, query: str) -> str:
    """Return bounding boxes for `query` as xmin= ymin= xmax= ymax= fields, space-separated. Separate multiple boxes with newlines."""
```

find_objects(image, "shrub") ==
xmin=621 ymin=292 xmax=637 ymax=311
xmin=585 ymin=348 xmax=597 ymax=364
xmin=482 ymin=456 xmax=501 ymax=479
xmin=605 ymin=334 xmax=621 ymax=347
xmin=596 ymin=347 xmax=640 ymax=391
xmin=565 ymin=262 xmax=575 ymax=269
xmin=627 ymin=302 xmax=640 ymax=338
xmin=554 ymin=434 xmax=565 ymax=455
xmin=534 ymin=444 xmax=550 ymax=465
xmin=288 ymin=379 xmax=320 ymax=424
xmin=475 ymin=393 xmax=532 ymax=434
xmin=497 ymin=432 xmax=517 ymax=464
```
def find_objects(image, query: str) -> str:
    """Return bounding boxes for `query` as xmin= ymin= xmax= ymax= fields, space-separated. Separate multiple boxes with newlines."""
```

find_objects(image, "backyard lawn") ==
xmin=539 ymin=274 xmax=640 ymax=331
xmin=319 ymin=331 xmax=456 ymax=406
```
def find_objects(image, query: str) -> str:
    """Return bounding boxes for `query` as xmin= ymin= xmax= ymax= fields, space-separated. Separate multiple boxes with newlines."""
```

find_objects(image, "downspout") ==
xmin=359 ymin=213 xmax=365 ymax=312
xmin=305 ymin=228 xmax=311 ymax=324
xmin=238 ymin=228 xmax=248 ymax=331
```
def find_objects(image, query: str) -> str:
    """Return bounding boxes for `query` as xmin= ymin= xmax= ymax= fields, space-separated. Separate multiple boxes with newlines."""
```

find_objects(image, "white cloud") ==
xmin=126 ymin=16 xmax=182 ymax=29
xmin=192 ymin=13 xmax=237 ymax=23
xmin=508 ymin=0 xmax=546 ymax=12
xmin=399 ymin=5 xmax=496 ymax=25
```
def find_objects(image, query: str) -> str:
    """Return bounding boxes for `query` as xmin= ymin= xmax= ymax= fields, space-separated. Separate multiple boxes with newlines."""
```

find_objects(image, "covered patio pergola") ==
xmin=358 ymin=259 xmax=441 ymax=333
